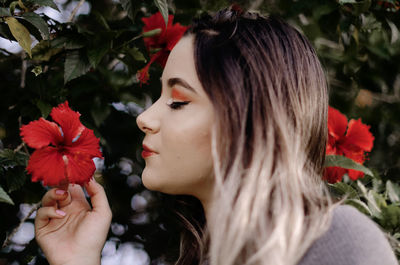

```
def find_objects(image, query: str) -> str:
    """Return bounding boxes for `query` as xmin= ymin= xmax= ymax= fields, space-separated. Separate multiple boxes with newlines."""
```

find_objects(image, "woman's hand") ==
xmin=35 ymin=179 xmax=112 ymax=265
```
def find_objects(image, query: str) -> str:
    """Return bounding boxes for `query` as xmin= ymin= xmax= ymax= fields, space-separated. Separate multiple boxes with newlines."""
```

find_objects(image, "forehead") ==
xmin=161 ymin=36 xmax=203 ymax=93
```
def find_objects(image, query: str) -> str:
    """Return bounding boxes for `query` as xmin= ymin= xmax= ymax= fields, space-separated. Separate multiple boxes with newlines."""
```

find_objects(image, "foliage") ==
xmin=0 ymin=0 xmax=399 ymax=263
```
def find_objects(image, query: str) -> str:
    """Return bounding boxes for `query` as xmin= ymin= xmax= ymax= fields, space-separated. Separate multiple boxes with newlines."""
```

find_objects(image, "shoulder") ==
xmin=298 ymin=205 xmax=398 ymax=265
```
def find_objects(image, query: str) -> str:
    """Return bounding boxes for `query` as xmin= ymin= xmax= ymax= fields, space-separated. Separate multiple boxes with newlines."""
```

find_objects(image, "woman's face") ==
xmin=136 ymin=36 xmax=215 ymax=201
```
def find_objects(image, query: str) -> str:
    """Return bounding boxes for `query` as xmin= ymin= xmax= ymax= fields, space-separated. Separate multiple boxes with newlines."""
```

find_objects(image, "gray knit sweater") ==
xmin=298 ymin=205 xmax=398 ymax=265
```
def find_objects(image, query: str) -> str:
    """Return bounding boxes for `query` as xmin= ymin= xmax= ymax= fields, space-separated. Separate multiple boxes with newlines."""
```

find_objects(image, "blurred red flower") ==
xmin=20 ymin=101 xmax=102 ymax=186
xmin=377 ymin=0 xmax=400 ymax=11
xmin=137 ymin=12 xmax=187 ymax=85
xmin=324 ymin=107 xmax=374 ymax=183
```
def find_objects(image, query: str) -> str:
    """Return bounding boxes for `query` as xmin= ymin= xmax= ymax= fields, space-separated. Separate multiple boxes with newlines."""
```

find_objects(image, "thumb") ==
xmin=85 ymin=179 xmax=112 ymax=219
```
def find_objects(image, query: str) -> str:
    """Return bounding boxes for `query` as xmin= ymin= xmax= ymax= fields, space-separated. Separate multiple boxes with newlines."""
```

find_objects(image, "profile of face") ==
xmin=136 ymin=36 xmax=215 ymax=201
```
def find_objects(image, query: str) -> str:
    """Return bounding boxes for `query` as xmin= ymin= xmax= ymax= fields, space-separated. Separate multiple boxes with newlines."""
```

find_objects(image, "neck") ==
xmin=198 ymin=195 xmax=213 ymax=223
xmin=194 ymin=178 xmax=215 ymax=223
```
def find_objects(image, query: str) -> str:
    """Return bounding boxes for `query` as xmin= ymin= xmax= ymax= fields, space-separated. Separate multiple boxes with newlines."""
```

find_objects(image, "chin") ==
xmin=141 ymin=171 xmax=184 ymax=196
xmin=141 ymin=168 xmax=167 ymax=193
xmin=141 ymin=169 xmax=157 ymax=190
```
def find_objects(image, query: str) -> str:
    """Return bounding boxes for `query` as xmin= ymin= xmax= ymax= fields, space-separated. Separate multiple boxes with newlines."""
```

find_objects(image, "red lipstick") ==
xmin=142 ymin=144 xmax=156 ymax=158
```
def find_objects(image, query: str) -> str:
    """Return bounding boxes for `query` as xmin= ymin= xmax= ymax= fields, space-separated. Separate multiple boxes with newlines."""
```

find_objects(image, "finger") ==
xmin=85 ymin=179 xmax=112 ymax=219
xmin=68 ymin=184 xmax=90 ymax=208
xmin=42 ymin=188 xmax=69 ymax=207
xmin=35 ymin=206 xmax=66 ymax=230
xmin=59 ymin=184 xmax=87 ymax=208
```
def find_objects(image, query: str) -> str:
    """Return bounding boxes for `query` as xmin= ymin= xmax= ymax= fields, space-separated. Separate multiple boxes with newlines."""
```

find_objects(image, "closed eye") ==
xmin=167 ymin=100 xmax=190 ymax=110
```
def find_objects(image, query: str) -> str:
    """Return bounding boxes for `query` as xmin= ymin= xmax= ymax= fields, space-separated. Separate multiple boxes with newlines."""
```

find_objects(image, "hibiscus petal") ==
xmin=66 ymin=128 xmax=102 ymax=158
xmin=27 ymin=147 xmax=66 ymax=186
xmin=142 ymin=13 xmax=172 ymax=50
xmin=326 ymin=139 xmax=340 ymax=155
xmin=345 ymin=118 xmax=374 ymax=152
xmin=137 ymin=52 xmax=161 ymax=85
xmin=164 ymin=23 xmax=188 ymax=51
xmin=156 ymin=52 xmax=170 ymax=68
xmin=142 ymin=12 xmax=172 ymax=32
xmin=323 ymin=166 xmax=347 ymax=183
xmin=65 ymin=153 xmax=96 ymax=185
xmin=341 ymin=148 xmax=365 ymax=163
xmin=347 ymin=169 xmax=365 ymax=181
xmin=20 ymin=118 xmax=63 ymax=149
xmin=328 ymin=107 xmax=348 ymax=140
xmin=50 ymin=101 xmax=85 ymax=145
xmin=137 ymin=67 xmax=150 ymax=85
xmin=142 ymin=12 xmax=187 ymax=68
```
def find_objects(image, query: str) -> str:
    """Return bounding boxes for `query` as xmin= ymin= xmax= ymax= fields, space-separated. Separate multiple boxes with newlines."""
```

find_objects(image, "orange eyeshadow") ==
xmin=171 ymin=88 xmax=190 ymax=101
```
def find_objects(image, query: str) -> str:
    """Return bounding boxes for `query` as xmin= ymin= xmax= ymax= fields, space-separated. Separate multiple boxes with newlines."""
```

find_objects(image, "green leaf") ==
xmin=50 ymin=36 xmax=68 ymax=48
xmin=380 ymin=205 xmax=400 ymax=231
xmin=4 ymin=16 xmax=32 ymax=57
xmin=154 ymin=0 xmax=168 ymax=26
xmin=93 ymin=11 xmax=110 ymax=30
xmin=338 ymin=0 xmax=357 ymax=4
xmin=87 ymin=41 xmax=109 ymax=68
xmin=367 ymin=190 xmax=387 ymax=219
xmin=65 ymin=38 xmax=86 ymax=50
xmin=15 ymin=151 xmax=29 ymax=166
xmin=0 ymin=149 xmax=17 ymax=166
xmin=0 ymin=7 xmax=11 ymax=17
xmin=5 ymin=166 xmax=27 ymax=192
xmin=361 ymin=14 xmax=381 ymax=32
xmin=328 ymin=182 xmax=359 ymax=199
xmin=49 ymin=35 xmax=86 ymax=50
xmin=21 ymin=12 xmax=49 ymax=39
xmin=18 ymin=0 xmax=28 ymax=11
xmin=356 ymin=180 xmax=368 ymax=194
xmin=0 ymin=149 xmax=29 ymax=167
xmin=36 ymin=99 xmax=51 ymax=118
xmin=32 ymin=40 xmax=62 ymax=61
xmin=128 ymin=47 xmax=146 ymax=62
xmin=30 ymin=0 xmax=59 ymax=11
xmin=345 ymin=199 xmax=372 ymax=216
xmin=324 ymin=155 xmax=373 ymax=177
xmin=64 ymin=50 xmax=91 ymax=84
xmin=387 ymin=181 xmax=400 ymax=203
xmin=0 ymin=186 xmax=14 ymax=205
xmin=10 ymin=1 xmax=19 ymax=15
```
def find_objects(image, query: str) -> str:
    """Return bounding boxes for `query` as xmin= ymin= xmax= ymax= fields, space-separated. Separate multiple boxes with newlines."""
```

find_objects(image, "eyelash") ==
xmin=167 ymin=100 xmax=190 ymax=110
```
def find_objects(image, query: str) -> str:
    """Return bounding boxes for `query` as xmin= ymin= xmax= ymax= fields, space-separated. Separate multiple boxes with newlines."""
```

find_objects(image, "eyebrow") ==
xmin=167 ymin=77 xmax=198 ymax=94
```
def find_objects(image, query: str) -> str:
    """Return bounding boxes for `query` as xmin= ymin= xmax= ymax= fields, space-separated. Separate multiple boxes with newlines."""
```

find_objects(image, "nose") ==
xmin=136 ymin=101 xmax=161 ymax=134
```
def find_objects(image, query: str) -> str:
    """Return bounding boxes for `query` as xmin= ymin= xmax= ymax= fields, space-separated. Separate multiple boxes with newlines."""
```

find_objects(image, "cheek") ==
xmin=163 ymin=117 xmax=212 ymax=161
xmin=142 ymin=118 xmax=213 ymax=194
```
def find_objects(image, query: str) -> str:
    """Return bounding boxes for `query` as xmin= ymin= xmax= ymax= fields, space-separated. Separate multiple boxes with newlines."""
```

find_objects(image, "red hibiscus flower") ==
xmin=324 ymin=107 xmax=374 ymax=183
xmin=20 ymin=101 xmax=102 ymax=186
xmin=137 ymin=12 xmax=188 ymax=85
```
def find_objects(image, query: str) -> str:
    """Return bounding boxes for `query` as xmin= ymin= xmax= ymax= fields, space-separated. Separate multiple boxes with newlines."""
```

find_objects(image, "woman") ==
xmin=34 ymin=8 xmax=398 ymax=265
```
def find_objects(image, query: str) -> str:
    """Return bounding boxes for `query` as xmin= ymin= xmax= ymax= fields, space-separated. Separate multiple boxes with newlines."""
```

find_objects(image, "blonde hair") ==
xmin=173 ymin=7 xmax=336 ymax=265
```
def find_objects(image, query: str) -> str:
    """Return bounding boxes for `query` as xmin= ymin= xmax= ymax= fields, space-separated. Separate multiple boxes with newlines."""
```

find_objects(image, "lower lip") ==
xmin=141 ymin=150 xmax=156 ymax=158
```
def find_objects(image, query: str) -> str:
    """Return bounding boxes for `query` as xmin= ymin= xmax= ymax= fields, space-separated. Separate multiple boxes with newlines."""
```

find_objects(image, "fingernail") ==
xmin=55 ymin=189 xmax=65 ymax=195
xmin=56 ymin=210 xmax=66 ymax=216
